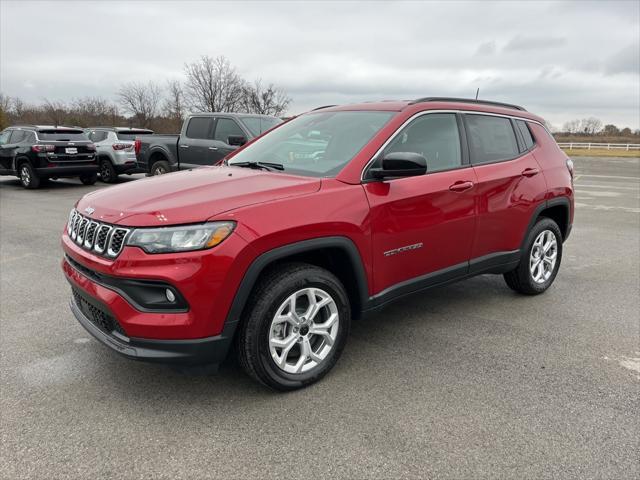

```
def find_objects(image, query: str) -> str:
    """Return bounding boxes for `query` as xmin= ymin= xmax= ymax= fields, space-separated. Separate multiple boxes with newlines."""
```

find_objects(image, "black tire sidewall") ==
xmin=80 ymin=173 xmax=98 ymax=185
xmin=100 ymin=159 xmax=116 ymax=183
xmin=151 ymin=160 xmax=169 ymax=176
xmin=521 ymin=218 xmax=563 ymax=293
xmin=246 ymin=266 xmax=350 ymax=390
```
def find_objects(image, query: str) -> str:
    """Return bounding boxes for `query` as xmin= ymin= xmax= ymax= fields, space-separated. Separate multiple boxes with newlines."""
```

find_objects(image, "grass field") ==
xmin=561 ymin=148 xmax=640 ymax=157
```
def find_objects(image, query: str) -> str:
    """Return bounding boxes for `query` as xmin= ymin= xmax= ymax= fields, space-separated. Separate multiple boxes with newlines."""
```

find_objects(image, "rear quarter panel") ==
xmin=529 ymin=123 xmax=575 ymax=225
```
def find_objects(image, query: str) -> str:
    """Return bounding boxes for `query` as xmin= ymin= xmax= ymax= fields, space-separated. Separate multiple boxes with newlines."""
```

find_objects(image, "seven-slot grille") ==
xmin=67 ymin=209 xmax=130 ymax=258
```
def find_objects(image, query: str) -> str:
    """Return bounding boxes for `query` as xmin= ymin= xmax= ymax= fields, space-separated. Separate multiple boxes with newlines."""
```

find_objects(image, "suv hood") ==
xmin=76 ymin=166 xmax=321 ymax=227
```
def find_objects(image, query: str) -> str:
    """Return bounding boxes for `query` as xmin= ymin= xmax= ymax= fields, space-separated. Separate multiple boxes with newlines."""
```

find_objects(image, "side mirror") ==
xmin=227 ymin=135 xmax=247 ymax=147
xmin=370 ymin=152 xmax=427 ymax=179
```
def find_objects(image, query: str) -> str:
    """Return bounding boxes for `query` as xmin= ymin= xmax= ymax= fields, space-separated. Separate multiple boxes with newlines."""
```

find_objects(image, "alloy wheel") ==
xmin=529 ymin=229 xmax=558 ymax=284
xmin=20 ymin=165 xmax=31 ymax=186
xmin=268 ymin=288 xmax=339 ymax=374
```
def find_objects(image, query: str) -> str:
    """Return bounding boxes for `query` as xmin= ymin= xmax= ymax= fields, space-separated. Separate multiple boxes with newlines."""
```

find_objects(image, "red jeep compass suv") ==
xmin=61 ymin=98 xmax=574 ymax=390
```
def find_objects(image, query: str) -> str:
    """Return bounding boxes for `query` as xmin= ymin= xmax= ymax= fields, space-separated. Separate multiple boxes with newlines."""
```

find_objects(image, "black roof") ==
xmin=409 ymin=97 xmax=526 ymax=111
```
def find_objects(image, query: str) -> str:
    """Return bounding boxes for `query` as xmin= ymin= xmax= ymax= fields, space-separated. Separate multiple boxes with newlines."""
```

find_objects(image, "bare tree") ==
xmin=183 ymin=55 xmax=246 ymax=112
xmin=163 ymin=80 xmax=186 ymax=121
xmin=43 ymin=99 xmax=69 ymax=126
xmin=580 ymin=117 xmax=603 ymax=135
xmin=242 ymin=79 xmax=291 ymax=116
xmin=562 ymin=119 xmax=581 ymax=134
xmin=117 ymin=81 xmax=162 ymax=127
xmin=0 ymin=93 xmax=11 ymax=129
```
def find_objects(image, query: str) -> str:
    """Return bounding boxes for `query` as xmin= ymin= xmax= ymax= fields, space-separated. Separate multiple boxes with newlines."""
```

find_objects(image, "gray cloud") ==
xmin=476 ymin=41 xmax=496 ymax=56
xmin=1 ymin=0 xmax=638 ymax=128
xmin=605 ymin=44 xmax=640 ymax=75
xmin=504 ymin=35 xmax=568 ymax=52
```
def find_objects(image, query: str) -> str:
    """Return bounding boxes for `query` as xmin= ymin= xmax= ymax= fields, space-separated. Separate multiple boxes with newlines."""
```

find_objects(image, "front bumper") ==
xmin=69 ymin=285 xmax=234 ymax=364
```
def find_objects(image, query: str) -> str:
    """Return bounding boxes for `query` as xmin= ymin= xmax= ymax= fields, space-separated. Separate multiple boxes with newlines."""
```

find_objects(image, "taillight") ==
xmin=31 ymin=145 xmax=55 ymax=153
xmin=134 ymin=139 xmax=141 ymax=155
xmin=113 ymin=143 xmax=133 ymax=151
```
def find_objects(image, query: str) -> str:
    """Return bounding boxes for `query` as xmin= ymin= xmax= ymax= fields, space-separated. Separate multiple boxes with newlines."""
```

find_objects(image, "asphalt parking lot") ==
xmin=1 ymin=156 xmax=638 ymax=479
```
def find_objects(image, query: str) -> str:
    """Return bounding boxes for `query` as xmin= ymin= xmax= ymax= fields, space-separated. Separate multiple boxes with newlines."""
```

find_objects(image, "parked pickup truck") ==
xmin=135 ymin=113 xmax=282 ymax=176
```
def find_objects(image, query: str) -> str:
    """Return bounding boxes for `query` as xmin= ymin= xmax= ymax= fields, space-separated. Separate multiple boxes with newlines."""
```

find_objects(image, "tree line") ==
xmin=0 ymin=55 xmax=291 ymax=133
xmin=559 ymin=117 xmax=639 ymax=138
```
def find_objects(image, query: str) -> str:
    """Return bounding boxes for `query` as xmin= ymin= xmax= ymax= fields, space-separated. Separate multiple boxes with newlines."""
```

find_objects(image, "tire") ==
xmin=19 ymin=162 xmax=40 ymax=189
xmin=150 ymin=160 xmax=170 ymax=176
xmin=504 ymin=217 xmax=563 ymax=295
xmin=79 ymin=173 xmax=98 ymax=185
xmin=237 ymin=263 xmax=351 ymax=391
xmin=99 ymin=158 xmax=118 ymax=183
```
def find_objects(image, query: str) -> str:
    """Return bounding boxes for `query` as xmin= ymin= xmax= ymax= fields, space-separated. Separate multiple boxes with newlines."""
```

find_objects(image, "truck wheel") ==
xmin=504 ymin=217 xmax=563 ymax=295
xmin=150 ymin=160 xmax=170 ymax=176
xmin=99 ymin=158 xmax=118 ymax=183
xmin=79 ymin=173 xmax=98 ymax=185
xmin=237 ymin=263 xmax=351 ymax=391
xmin=19 ymin=162 xmax=40 ymax=189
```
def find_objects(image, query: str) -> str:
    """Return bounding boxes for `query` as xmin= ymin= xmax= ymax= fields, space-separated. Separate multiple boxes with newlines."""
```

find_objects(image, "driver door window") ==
xmin=380 ymin=113 xmax=462 ymax=174
xmin=0 ymin=131 xmax=10 ymax=145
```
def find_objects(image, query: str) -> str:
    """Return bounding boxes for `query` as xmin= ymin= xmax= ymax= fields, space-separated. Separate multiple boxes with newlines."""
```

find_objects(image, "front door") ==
xmin=363 ymin=113 xmax=477 ymax=296
xmin=180 ymin=116 xmax=218 ymax=168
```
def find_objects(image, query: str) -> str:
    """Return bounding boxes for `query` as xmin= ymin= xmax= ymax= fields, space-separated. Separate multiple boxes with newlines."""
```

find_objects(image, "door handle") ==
xmin=208 ymin=146 xmax=218 ymax=151
xmin=449 ymin=180 xmax=474 ymax=192
xmin=521 ymin=167 xmax=539 ymax=177
xmin=179 ymin=144 xmax=190 ymax=149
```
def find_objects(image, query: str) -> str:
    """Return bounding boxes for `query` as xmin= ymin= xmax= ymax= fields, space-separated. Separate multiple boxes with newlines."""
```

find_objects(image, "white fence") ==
xmin=557 ymin=142 xmax=640 ymax=151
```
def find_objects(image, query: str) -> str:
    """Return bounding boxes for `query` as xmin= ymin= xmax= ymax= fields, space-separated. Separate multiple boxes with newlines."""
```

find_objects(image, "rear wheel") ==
xmin=19 ymin=162 xmax=40 ymax=189
xmin=79 ymin=173 xmax=98 ymax=185
xmin=99 ymin=158 xmax=118 ymax=183
xmin=504 ymin=217 xmax=563 ymax=295
xmin=150 ymin=160 xmax=170 ymax=176
xmin=237 ymin=263 xmax=350 ymax=391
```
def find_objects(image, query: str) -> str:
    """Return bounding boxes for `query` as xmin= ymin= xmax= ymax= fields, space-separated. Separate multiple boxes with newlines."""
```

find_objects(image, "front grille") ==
xmin=68 ymin=209 xmax=130 ymax=258
xmin=72 ymin=287 xmax=125 ymax=335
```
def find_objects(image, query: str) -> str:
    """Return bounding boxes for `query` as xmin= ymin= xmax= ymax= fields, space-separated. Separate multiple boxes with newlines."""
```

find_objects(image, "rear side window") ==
xmin=516 ymin=120 xmax=535 ymax=150
xmin=381 ymin=113 xmax=462 ymax=173
xmin=116 ymin=130 xmax=153 ymax=141
xmin=90 ymin=131 xmax=108 ymax=142
xmin=185 ymin=117 xmax=214 ymax=139
xmin=38 ymin=130 xmax=88 ymax=141
xmin=214 ymin=118 xmax=245 ymax=144
xmin=465 ymin=115 xmax=519 ymax=164
xmin=9 ymin=130 xmax=26 ymax=143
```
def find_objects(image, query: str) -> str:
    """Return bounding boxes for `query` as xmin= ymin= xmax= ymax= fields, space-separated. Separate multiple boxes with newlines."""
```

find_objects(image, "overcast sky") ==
xmin=1 ymin=0 xmax=639 ymax=129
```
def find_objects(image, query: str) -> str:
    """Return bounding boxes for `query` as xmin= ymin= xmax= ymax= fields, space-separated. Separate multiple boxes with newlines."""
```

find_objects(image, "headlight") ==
xmin=127 ymin=222 xmax=235 ymax=254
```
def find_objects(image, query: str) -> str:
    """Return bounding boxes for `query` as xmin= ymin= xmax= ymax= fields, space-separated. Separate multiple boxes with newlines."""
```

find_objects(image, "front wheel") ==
xmin=237 ymin=263 xmax=351 ymax=391
xmin=79 ymin=173 xmax=98 ymax=185
xmin=504 ymin=217 xmax=563 ymax=295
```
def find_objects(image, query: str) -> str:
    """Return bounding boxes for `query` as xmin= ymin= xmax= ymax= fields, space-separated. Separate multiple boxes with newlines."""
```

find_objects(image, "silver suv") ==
xmin=86 ymin=127 xmax=153 ymax=183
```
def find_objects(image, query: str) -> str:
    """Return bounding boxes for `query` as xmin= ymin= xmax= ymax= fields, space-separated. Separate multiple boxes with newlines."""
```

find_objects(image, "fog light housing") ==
xmin=166 ymin=288 xmax=176 ymax=303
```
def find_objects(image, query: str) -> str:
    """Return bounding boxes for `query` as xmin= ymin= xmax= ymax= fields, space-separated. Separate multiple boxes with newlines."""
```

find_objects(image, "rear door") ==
xmin=465 ymin=113 xmax=547 ymax=267
xmin=179 ymin=116 xmax=217 ymax=168
xmin=364 ymin=112 xmax=477 ymax=296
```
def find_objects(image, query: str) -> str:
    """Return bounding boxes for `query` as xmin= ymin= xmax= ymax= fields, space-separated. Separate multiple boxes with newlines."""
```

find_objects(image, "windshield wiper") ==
xmin=230 ymin=161 xmax=284 ymax=171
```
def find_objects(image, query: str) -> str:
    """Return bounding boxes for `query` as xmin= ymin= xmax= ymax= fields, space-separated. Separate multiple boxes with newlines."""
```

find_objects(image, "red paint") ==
xmin=62 ymin=100 xmax=573 ymax=341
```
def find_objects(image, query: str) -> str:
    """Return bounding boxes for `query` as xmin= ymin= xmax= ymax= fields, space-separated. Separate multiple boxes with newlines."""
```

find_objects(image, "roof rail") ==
xmin=409 ymin=97 xmax=526 ymax=111
xmin=311 ymin=105 xmax=337 ymax=111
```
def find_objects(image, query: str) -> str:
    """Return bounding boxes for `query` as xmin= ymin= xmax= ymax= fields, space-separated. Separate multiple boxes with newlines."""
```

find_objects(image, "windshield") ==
xmin=116 ymin=131 xmax=154 ymax=141
xmin=240 ymin=116 xmax=283 ymax=136
xmin=229 ymin=111 xmax=394 ymax=177
xmin=38 ymin=130 xmax=88 ymax=141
